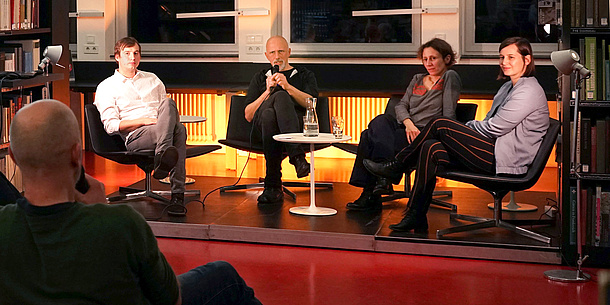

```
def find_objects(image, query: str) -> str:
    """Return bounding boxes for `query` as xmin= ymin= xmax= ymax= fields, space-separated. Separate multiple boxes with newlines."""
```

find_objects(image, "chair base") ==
xmin=436 ymin=213 xmax=551 ymax=244
xmin=159 ymin=176 xmax=196 ymax=184
xmin=219 ymin=179 xmax=333 ymax=201
xmin=107 ymin=171 xmax=200 ymax=204
xmin=381 ymin=189 xmax=457 ymax=212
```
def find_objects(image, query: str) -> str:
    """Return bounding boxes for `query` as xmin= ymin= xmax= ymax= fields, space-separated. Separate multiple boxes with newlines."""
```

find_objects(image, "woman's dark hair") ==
xmin=417 ymin=38 xmax=457 ymax=68
xmin=497 ymin=37 xmax=535 ymax=80
xmin=114 ymin=37 xmax=141 ymax=58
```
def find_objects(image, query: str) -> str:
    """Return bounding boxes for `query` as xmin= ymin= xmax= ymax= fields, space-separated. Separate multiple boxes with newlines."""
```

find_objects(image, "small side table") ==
xmin=160 ymin=115 xmax=207 ymax=185
xmin=273 ymin=133 xmax=351 ymax=216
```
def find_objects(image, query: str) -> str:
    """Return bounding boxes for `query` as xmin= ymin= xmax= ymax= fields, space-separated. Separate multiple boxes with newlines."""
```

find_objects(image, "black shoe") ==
xmin=291 ymin=155 xmax=310 ymax=178
xmin=167 ymin=193 xmax=186 ymax=216
xmin=258 ymin=187 xmax=284 ymax=204
xmin=372 ymin=177 xmax=394 ymax=196
xmin=388 ymin=210 xmax=428 ymax=232
xmin=346 ymin=191 xmax=382 ymax=211
xmin=153 ymin=146 xmax=179 ymax=180
xmin=363 ymin=159 xmax=404 ymax=184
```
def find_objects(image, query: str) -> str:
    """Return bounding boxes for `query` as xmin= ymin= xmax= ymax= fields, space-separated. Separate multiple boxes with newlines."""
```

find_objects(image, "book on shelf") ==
xmin=577 ymin=38 xmax=610 ymax=101
xmin=601 ymin=189 xmax=610 ymax=246
xmin=603 ymin=39 xmax=608 ymax=101
xmin=596 ymin=118 xmax=607 ymax=173
xmin=596 ymin=185 xmax=603 ymax=246
xmin=7 ymin=0 xmax=38 ymax=30
xmin=575 ymin=0 xmax=610 ymax=27
xmin=604 ymin=46 xmax=610 ymax=101
xmin=606 ymin=116 xmax=610 ymax=173
xmin=581 ymin=117 xmax=591 ymax=173
xmin=5 ymin=39 xmax=40 ymax=73
xmin=585 ymin=37 xmax=597 ymax=100
xmin=0 ymin=0 xmax=10 ymax=30
xmin=570 ymin=185 xmax=578 ymax=246
xmin=0 ymin=52 xmax=5 ymax=72
xmin=601 ymin=0 xmax=610 ymax=26
xmin=591 ymin=125 xmax=597 ymax=173
xmin=582 ymin=184 xmax=610 ymax=247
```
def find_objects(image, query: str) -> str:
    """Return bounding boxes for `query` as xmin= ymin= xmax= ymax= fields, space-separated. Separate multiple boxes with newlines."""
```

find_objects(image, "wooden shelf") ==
xmin=0 ymin=28 xmax=51 ymax=37
xmin=1 ymin=73 xmax=64 ymax=92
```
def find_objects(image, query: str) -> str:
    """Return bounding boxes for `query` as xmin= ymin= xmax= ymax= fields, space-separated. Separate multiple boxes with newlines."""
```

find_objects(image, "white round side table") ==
xmin=273 ymin=133 xmax=351 ymax=216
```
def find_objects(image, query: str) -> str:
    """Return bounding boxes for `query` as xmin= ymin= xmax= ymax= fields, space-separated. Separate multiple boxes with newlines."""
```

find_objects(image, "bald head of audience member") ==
xmin=9 ymin=100 xmax=83 ymax=202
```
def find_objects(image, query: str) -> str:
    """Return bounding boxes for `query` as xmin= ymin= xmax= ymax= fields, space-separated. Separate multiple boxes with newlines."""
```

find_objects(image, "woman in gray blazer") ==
xmin=363 ymin=37 xmax=549 ymax=232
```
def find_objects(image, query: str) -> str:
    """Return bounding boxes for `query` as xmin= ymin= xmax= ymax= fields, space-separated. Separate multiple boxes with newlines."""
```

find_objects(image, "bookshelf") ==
xmin=560 ymin=0 xmax=610 ymax=267
xmin=0 ymin=0 xmax=69 ymax=190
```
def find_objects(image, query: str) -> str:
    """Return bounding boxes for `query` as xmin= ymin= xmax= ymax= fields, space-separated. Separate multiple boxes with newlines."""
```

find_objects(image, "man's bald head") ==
xmin=9 ymin=100 xmax=81 ymax=171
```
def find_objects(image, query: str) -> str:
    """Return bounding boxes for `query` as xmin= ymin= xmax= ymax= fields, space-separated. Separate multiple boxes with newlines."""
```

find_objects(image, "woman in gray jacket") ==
xmin=363 ymin=37 xmax=549 ymax=232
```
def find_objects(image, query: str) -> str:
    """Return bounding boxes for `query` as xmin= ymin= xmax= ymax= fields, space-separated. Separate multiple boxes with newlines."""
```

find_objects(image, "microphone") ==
xmin=269 ymin=65 xmax=280 ymax=93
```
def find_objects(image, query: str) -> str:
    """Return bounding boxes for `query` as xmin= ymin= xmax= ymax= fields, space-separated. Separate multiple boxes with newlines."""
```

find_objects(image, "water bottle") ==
xmin=303 ymin=97 xmax=319 ymax=137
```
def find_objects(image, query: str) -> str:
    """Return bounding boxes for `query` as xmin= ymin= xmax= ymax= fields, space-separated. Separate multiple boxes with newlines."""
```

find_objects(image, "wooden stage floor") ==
xmin=110 ymin=175 xmax=561 ymax=264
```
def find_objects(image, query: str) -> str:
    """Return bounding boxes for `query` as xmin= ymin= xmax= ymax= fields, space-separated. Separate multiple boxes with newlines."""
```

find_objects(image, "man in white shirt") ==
xmin=94 ymin=37 xmax=187 ymax=216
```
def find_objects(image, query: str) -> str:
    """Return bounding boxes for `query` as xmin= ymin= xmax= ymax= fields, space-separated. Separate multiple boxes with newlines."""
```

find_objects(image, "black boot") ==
xmin=372 ymin=177 xmax=394 ymax=196
xmin=346 ymin=190 xmax=382 ymax=211
xmin=290 ymin=155 xmax=310 ymax=178
xmin=389 ymin=209 xmax=428 ymax=232
xmin=258 ymin=187 xmax=284 ymax=204
xmin=363 ymin=159 xmax=404 ymax=184
xmin=167 ymin=193 xmax=186 ymax=216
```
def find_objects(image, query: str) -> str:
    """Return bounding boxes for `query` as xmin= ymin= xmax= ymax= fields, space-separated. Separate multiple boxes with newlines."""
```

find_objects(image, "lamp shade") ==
xmin=550 ymin=49 xmax=591 ymax=77
xmin=38 ymin=45 xmax=63 ymax=70
xmin=43 ymin=45 xmax=62 ymax=65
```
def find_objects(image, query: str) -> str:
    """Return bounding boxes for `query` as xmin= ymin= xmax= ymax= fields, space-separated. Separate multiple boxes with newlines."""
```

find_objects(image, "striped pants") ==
xmin=396 ymin=118 xmax=496 ymax=214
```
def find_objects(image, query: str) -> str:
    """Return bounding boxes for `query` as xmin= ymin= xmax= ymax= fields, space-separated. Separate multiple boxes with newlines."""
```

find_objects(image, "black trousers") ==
xmin=396 ymin=118 xmax=496 ymax=214
xmin=349 ymin=114 xmax=408 ymax=189
xmin=253 ymin=91 xmax=305 ymax=188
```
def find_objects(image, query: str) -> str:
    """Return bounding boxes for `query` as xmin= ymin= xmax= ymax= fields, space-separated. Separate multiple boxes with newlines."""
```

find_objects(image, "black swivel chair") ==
xmin=219 ymin=95 xmax=333 ymax=200
xmin=84 ymin=104 xmax=221 ymax=204
xmin=436 ymin=118 xmax=560 ymax=244
xmin=334 ymin=97 xmax=478 ymax=210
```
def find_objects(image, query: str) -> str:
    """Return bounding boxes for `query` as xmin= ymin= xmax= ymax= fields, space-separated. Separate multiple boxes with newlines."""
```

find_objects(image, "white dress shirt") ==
xmin=94 ymin=70 xmax=167 ymax=140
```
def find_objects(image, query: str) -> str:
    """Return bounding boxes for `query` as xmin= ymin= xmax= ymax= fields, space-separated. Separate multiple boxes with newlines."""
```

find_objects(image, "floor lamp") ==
xmin=544 ymin=49 xmax=591 ymax=282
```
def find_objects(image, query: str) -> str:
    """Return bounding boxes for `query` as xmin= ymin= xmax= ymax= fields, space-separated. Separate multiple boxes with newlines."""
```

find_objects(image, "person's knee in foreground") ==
xmin=1 ymin=99 xmax=261 ymax=304
xmin=363 ymin=37 xmax=550 ymax=232
xmin=94 ymin=36 xmax=188 ymax=216
xmin=243 ymin=35 xmax=319 ymax=205
xmin=346 ymin=37 xmax=461 ymax=212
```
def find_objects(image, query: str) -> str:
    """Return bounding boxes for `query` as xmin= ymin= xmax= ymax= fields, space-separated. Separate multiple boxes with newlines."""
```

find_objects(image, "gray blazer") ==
xmin=466 ymin=77 xmax=549 ymax=175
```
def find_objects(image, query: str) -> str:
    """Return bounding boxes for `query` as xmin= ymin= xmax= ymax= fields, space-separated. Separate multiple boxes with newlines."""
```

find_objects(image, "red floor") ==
xmin=85 ymin=151 xmax=602 ymax=305
xmin=158 ymin=238 xmax=599 ymax=305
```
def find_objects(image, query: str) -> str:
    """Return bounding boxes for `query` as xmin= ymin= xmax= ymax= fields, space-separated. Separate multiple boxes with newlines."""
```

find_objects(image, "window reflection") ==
xmin=475 ymin=0 xmax=558 ymax=43
xmin=129 ymin=0 xmax=236 ymax=44
xmin=290 ymin=0 xmax=413 ymax=43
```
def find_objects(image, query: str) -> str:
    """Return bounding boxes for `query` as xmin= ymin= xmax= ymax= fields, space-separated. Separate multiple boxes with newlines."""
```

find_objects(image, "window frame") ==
xmin=281 ymin=0 xmax=422 ymax=58
xmin=116 ymin=0 xmax=239 ymax=57
xmin=460 ymin=0 xmax=558 ymax=57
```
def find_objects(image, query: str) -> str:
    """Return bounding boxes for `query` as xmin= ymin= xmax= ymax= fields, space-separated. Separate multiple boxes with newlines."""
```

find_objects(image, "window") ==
xmin=462 ymin=0 xmax=559 ymax=57
xmin=127 ymin=0 xmax=238 ymax=56
xmin=283 ymin=0 xmax=421 ymax=57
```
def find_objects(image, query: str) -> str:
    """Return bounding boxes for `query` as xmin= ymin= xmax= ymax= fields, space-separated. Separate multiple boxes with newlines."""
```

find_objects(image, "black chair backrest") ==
xmin=224 ymin=95 xmax=261 ymax=146
xmin=384 ymin=97 xmax=476 ymax=124
xmin=84 ymin=104 xmax=128 ymax=154
xmin=384 ymin=96 xmax=401 ymax=118
xmin=224 ymin=95 xmax=331 ymax=149
xmin=517 ymin=118 xmax=561 ymax=189
xmin=455 ymin=103 xmax=478 ymax=124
